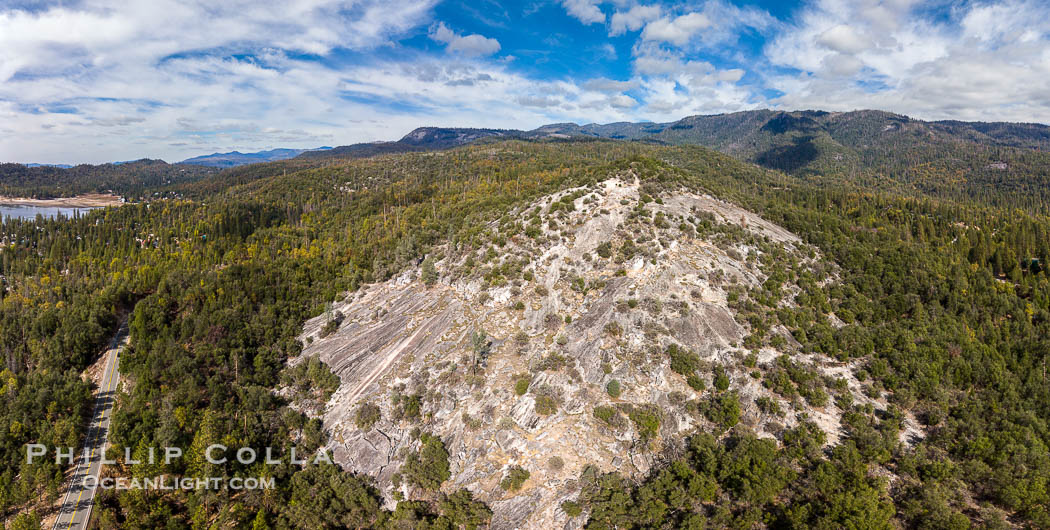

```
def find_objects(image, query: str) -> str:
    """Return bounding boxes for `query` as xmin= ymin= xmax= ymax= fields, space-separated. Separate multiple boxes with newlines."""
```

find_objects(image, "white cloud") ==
xmin=4 ymin=0 xmax=1049 ymax=164
xmin=816 ymin=25 xmax=872 ymax=55
xmin=0 ymin=0 xmax=648 ymax=164
xmin=625 ymin=37 xmax=754 ymax=118
xmin=0 ymin=0 xmax=437 ymax=82
xmin=561 ymin=0 xmax=605 ymax=25
xmin=764 ymin=0 xmax=1050 ymax=123
xmin=821 ymin=53 xmax=863 ymax=76
xmin=609 ymin=94 xmax=637 ymax=108
xmin=583 ymin=77 xmax=641 ymax=92
xmin=578 ymin=92 xmax=638 ymax=110
xmin=430 ymin=22 xmax=501 ymax=56
xmin=631 ymin=44 xmax=712 ymax=76
xmin=642 ymin=12 xmax=712 ymax=46
xmin=0 ymin=0 xmax=459 ymax=162
xmin=712 ymin=69 xmax=745 ymax=83
xmin=961 ymin=2 xmax=1030 ymax=44
xmin=517 ymin=95 xmax=561 ymax=108
xmin=610 ymin=4 xmax=661 ymax=36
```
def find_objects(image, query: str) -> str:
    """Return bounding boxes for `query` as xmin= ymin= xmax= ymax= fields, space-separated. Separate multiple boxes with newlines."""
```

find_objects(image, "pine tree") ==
xmin=421 ymin=256 xmax=437 ymax=286
xmin=251 ymin=508 xmax=271 ymax=530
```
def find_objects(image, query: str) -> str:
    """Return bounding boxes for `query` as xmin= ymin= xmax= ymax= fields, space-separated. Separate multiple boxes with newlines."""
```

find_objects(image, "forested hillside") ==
xmin=1 ymin=138 xmax=1049 ymax=528
xmin=301 ymin=111 xmax=1050 ymax=213
xmin=541 ymin=110 xmax=1050 ymax=213
xmin=0 ymin=160 xmax=218 ymax=200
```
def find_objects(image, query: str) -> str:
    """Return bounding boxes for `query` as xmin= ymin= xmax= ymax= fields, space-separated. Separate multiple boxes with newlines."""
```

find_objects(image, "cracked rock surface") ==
xmin=290 ymin=175 xmax=887 ymax=528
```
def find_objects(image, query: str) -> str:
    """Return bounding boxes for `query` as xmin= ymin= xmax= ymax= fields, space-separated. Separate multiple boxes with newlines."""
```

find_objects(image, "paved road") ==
xmin=52 ymin=327 xmax=125 ymax=530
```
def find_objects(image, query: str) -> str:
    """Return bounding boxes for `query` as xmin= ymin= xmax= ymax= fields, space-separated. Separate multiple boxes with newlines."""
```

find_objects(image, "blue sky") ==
xmin=1 ymin=0 xmax=1048 ymax=163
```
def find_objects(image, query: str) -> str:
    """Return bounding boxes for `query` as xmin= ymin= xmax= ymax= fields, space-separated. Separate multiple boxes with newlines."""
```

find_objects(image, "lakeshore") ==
xmin=0 ymin=193 xmax=123 ymax=208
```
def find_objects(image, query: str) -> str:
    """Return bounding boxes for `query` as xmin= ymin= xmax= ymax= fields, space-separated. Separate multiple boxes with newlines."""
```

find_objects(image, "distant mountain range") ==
xmin=294 ymin=127 xmax=521 ymax=161
xmin=8 ymin=108 xmax=1050 ymax=212
xmin=171 ymin=109 xmax=1050 ymax=188
xmin=293 ymin=110 xmax=1050 ymax=179
xmin=531 ymin=110 xmax=1050 ymax=175
xmin=175 ymin=129 xmax=522 ymax=167
xmin=178 ymin=147 xmax=332 ymax=168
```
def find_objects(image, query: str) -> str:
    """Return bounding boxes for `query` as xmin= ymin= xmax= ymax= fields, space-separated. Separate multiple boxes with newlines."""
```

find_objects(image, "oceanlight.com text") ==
xmin=83 ymin=476 xmax=276 ymax=490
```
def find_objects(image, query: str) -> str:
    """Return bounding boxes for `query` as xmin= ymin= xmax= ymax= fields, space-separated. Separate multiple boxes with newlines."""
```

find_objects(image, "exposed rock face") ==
xmin=291 ymin=175 xmax=878 ymax=528
xmin=399 ymin=127 xmax=515 ymax=148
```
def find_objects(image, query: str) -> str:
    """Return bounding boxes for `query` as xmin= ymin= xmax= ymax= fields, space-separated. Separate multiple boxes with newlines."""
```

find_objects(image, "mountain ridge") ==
xmin=302 ymin=109 xmax=1050 ymax=170
xmin=288 ymin=109 xmax=1050 ymax=212
xmin=178 ymin=147 xmax=332 ymax=168
xmin=170 ymin=109 xmax=1050 ymax=172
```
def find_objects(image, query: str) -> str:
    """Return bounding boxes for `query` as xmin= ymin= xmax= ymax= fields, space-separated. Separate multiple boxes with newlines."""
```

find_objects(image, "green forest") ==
xmin=0 ymin=160 xmax=218 ymax=200
xmin=2 ymin=138 xmax=1049 ymax=528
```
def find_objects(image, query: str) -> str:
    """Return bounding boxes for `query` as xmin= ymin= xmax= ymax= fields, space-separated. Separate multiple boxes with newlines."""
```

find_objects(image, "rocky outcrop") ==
xmin=291 ymin=174 xmax=877 ymax=528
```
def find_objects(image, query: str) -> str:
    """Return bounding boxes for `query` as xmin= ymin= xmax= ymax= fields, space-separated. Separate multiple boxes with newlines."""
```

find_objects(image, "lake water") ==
xmin=0 ymin=205 xmax=100 ymax=222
